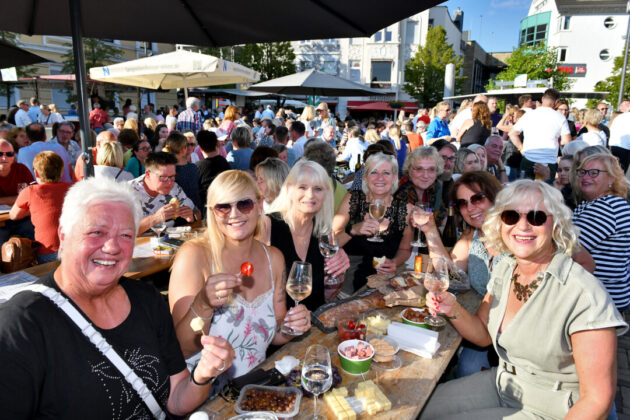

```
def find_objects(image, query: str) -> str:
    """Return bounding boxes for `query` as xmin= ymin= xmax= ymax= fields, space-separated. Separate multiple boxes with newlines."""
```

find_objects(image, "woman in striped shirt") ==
xmin=573 ymin=153 xmax=630 ymax=311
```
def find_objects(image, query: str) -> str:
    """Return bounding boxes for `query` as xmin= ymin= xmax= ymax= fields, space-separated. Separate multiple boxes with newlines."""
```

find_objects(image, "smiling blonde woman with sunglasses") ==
xmin=168 ymin=170 xmax=310 ymax=381
xmin=421 ymin=180 xmax=626 ymax=420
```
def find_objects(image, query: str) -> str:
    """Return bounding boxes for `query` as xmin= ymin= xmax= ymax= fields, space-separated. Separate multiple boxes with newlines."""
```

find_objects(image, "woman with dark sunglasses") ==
xmin=263 ymin=159 xmax=350 ymax=308
xmin=573 ymin=153 xmax=630 ymax=313
xmin=421 ymin=180 xmax=626 ymax=420
xmin=168 ymin=170 xmax=310 ymax=382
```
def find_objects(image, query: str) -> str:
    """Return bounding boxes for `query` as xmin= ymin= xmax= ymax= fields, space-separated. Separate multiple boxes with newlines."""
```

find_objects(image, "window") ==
xmin=558 ymin=48 xmax=567 ymax=62
xmin=600 ymin=49 xmax=611 ymax=61
xmin=520 ymin=23 xmax=548 ymax=46
xmin=370 ymin=61 xmax=391 ymax=88
xmin=604 ymin=17 xmax=616 ymax=29
xmin=374 ymin=31 xmax=382 ymax=42
xmin=349 ymin=60 xmax=361 ymax=82
xmin=299 ymin=60 xmax=311 ymax=71
xmin=561 ymin=16 xmax=571 ymax=30
xmin=428 ymin=18 xmax=434 ymax=27
xmin=322 ymin=61 xmax=338 ymax=75
xmin=406 ymin=21 xmax=417 ymax=43
xmin=384 ymin=27 xmax=392 ymax=42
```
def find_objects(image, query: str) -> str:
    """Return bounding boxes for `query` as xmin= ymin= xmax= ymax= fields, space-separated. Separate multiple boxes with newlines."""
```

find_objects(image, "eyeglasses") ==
xmin=0 ymin=151 xmax=15 ymax=157
xmin=410 ymin=166 xmax=437 ymax=174
xmin=212 ymin=199 xmax=255 ymax=216
xmin=139 ymin=147 xmax=152 ymax=152
xmin=440 ymin=156 xmax=456 ymax=162
xmin=500 ymin=210 xmax=549 ymax=226
xmin=187 ymin=142 xmax=196 ymax=147
xmin=456 ymin=193 xmax=486 ymax=209
xmin=577 ymin=169 xmax=607 ymax=178
xmin=151 ymin=171 xmax=176 ymax=182
xmin=58 ymin=130 xmax=74 ymax=135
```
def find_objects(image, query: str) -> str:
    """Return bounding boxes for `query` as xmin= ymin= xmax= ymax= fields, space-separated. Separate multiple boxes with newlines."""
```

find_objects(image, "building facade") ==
xmin=1 ymin=35 xmax=177 ymax=113
xmin=521 ymin=0 xmax=628 ymax=100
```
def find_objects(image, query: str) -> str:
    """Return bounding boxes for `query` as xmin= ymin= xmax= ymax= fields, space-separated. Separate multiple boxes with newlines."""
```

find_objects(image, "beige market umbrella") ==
xmin=89 ymin=50 xmax=260 ymax=99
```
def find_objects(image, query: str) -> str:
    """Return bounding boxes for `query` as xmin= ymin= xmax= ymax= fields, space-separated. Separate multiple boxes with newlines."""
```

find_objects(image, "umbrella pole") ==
xmin=69 ymin=0 xmax=94 ymax=177
xmin=183 ymin=76 xmax=188 ymax=101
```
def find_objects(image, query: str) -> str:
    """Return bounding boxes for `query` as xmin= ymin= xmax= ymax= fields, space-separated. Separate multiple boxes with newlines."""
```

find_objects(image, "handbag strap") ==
xmin=25 ymin=284 xmax=166 ymax=420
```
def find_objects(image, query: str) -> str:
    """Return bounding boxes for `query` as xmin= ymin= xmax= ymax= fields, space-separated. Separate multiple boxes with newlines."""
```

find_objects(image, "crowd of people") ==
xmin=0 ymin=88 xmax=629 ymax=419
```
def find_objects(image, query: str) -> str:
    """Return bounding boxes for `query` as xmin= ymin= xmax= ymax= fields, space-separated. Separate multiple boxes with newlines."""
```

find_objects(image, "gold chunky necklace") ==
xmin=511 ymin=267 xmax=543 ymax=302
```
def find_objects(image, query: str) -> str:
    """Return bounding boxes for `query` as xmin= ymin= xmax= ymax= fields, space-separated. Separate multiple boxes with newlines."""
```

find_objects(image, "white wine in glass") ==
xmin=367 ymin=199 xmax=386 ymax=243
xmin=302 ymin=344 xmax=332 ymax=420
xmin=424 ymin=258 xmax=450 ymax=328
xmin=410 ymin=203 xmax=432 ymax=247
xmin=281 ymin=261 xmax=312 ymax=336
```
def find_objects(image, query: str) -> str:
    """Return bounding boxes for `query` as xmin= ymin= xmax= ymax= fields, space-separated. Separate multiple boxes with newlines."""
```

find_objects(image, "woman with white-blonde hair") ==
xmin=422 ymin=179 xmax=627 ymax=420
xmin=169 ymin=170 xmax=310 ymax=379
xmin=264 ymin=160 xmax=350 ymax=308
xmin=575 ymin=108 xmax=606 ymax=146
xmin=255 ymin=157 xmax=289 ymax=211
xmin=299 ymin=105 xmax=316 ymax=138
xmin=94 ymin=141 xmax=134 ymax=182
xmin=334 ymin=152 xmax=413 ymax=292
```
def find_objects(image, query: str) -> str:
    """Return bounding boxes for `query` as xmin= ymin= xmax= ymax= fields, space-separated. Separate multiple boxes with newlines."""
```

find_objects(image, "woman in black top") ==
xmin=263 ymin=160 xmax=349 ymax=310
xmin=457 ymin=102 xmax=492 ymax=146
xmin=334 ymin=153 xmax=413 ymax=293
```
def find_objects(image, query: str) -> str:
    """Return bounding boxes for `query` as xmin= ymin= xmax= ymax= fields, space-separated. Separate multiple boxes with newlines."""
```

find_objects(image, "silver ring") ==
xmin=217 ymin=360 xmax=226 ymax=371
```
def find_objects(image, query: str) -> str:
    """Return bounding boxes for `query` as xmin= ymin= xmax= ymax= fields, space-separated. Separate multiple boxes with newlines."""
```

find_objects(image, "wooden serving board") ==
xmin=197 ymin=290 xmax=482 ymax=420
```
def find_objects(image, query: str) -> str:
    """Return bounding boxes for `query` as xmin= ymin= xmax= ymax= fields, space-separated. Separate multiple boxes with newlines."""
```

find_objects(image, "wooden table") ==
xmin=0 ymin=212 xmax=10 ymax=227
xmin=22 ymin=236 xmax=173 ymax=280
xmin=199 ymin=290 xmax=482 ymax=420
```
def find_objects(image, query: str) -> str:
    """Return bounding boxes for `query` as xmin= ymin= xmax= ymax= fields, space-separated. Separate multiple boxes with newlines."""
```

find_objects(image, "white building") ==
xmin=291 ymin=6 xmax=468 ymax=118
xmin=521 ymin=0 xmax=628 ymax=106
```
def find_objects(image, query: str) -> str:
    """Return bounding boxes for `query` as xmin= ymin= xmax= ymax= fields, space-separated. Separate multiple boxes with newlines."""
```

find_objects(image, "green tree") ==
xmin=201 ymin=42 xmax=296 ymax=82
xmin=487 ymin=44 xmax=572 ymax=91
xmin=0 ymin=31 xmax=39 ymax=109
xmin=403 ymin=25 xmax=465 ymax=108
xmin=588 ymin=51 xmax=628 ymax=109
xmin=61 ymin=38 xmax=121 ymax=102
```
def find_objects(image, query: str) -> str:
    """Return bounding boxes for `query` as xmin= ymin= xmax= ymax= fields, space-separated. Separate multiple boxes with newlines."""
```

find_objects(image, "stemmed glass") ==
xmin=301 ymin=344 xmax=333 ymax=420
xmin=424 ymin=257 xmax=450 ymax=328
xmin=281 ymin=261 xmax=312 ymax=336
xmin=367 ymin=198 xmax=385 ymax=243
xmin=319 ymin=233 xmax=342 ymax=285
xmin=151 ymin=216 xmax=167 ymax=241
xmin=410 ymin=203 xmax=432 ymax=247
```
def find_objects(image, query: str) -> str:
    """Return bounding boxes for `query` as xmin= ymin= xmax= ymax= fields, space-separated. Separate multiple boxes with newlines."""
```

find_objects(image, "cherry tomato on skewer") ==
xmin=241 ymin=262 xmax=254 ymax=277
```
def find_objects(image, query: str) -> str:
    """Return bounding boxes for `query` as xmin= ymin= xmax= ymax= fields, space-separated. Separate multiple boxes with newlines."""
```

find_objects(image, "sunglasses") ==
xmin=212 ymin=199 xmax=255 ymax=216
xmin=187 ymin=142 xmax=196 ymax=147
xmin=0 ymin=151 xmax=15 ymax=157
xmin=456 ymin=193 xmax=486 ymax=209
xmin=500 ymin=210 xmax=549 ymax=226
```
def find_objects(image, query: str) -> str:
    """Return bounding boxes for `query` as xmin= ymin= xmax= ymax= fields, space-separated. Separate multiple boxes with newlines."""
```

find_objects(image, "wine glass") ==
xmin=319 ymin=233 xmax=342 ymax=285
xmin=424 ymin=258 xmax=450 ymax=328
xmin=301 ymin=344 xmax=332 ymax=420
xmin=410 ymin=203 xmax=432 ymax=247
xmin=151 ymin=216 xmax=167 ymax=241
xmin=281 ymin=261 xmax=312 ymax=336
xmin=367 ymin=198 xmax=385 ymax=243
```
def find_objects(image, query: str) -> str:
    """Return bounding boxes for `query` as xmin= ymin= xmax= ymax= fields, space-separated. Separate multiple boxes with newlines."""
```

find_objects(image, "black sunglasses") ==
xmin=500 ymin=210 xmax=549 ymax=226
xmin=213 ymin=199 xmax=255 ymax=216
xmin=456 ymin=193 xmax=486 ymax=209
xmin=0 ymin=151 xmax=15 ymax=157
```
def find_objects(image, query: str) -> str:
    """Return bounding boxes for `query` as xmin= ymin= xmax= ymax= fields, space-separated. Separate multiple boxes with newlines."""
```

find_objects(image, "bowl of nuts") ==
xmin=234 ymin=385 xmax=301 ymax=418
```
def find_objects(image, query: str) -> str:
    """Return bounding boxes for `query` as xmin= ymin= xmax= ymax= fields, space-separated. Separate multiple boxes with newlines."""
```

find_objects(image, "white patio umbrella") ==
xmin=89 ymin=50 xmax=260 ymax=100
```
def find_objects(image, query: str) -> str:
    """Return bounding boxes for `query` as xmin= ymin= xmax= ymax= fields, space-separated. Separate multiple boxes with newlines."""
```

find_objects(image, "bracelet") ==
xmin=190 ymin=302 xmax=213 ymax=321
xmin=190 ymin=362 xmax=216 ymax=386
xmin=498 ymin=169 xmax=506 ymax=173
xmin=447 ymin=310 xmax=461 ymax=320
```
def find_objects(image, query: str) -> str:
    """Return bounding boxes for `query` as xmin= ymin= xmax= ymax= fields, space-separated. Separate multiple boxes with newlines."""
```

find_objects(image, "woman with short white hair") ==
xmin=0 ymin=178 xmax=232 ymax=418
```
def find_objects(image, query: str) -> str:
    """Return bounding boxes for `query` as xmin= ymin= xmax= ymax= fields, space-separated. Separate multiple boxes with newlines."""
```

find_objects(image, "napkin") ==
xmin=275 ymin=355 xmax=300 ymax=375
xmin=387 ymin=322 xmax=440 ymax=358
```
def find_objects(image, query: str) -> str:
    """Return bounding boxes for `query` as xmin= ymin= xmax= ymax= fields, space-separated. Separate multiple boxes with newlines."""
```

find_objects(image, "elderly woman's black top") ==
xmin=0 ymin=272 xmax=186 ymax=419
xmin=343 ymin=190 xmax=408 ymax=292
xmin=268 ymin=212 xmax=326 ymax=311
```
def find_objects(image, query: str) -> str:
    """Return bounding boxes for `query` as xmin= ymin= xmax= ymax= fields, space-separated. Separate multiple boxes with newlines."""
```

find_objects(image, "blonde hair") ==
xmin=49 ymin=104 xmax=59 ymax=113
xmin=96 ymin=141 xmax=124 ymax=168
xmin=576 ymin=153 xmax=628 ymax=199
xmin=144 ymin=117 xmax=157 ymax=131
xmin=584 ymin=109 xmax=603 ymax=126
xmin=197 ymin=170 xmax=265 ymax=274
xmin=123 ymin=118 xmax=138 ymax=131
xmin=270 ymin=160 xmax=334 ymax=237
xmin=255 ymin=157 xmax=290 ymax=204
xmin=362 ymin=153 xmax=399 ymax=195
xmin=364 ymin=129 xmax=380 ymax=143
xmin=402 ymin=146 xmax=444 ymax=176
xmin=482 ymin=180 xmax=579 ymax=256
xmin=301 ymin=105 xmax=316 ymax=122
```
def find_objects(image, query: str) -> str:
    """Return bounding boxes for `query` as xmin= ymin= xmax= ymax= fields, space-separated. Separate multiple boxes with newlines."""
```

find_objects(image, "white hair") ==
xmin=113 ymin=117 xmax=124 ymax=125
xmin=58 ymin=178 xmax=142 ymax=240
xmin=186 ymin=97 xmax=200 ymax=109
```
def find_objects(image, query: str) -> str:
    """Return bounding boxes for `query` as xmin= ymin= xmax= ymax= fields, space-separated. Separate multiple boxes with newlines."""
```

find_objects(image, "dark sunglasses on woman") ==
xmin=212 ymin=199 xmax=255 ymax=216
xmin=500 ymin=210 xmax=548 ymax=226
xmin=456 ymin=193 xmax=486 ymax=209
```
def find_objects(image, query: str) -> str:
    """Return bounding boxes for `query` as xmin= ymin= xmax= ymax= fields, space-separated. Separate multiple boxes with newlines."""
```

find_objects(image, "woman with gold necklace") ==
xmin=421 ymin=180 xmax=627 ymax=420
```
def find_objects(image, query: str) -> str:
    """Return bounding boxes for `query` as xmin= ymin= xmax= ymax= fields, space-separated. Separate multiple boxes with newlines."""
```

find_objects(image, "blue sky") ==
xmin=442 ymin=0 xmax=532 ymax=52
